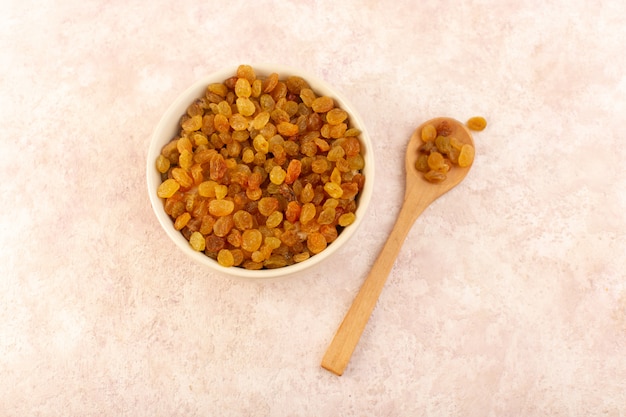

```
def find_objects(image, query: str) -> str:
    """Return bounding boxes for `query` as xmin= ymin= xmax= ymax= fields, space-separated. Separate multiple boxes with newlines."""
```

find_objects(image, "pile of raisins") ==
xmin=156 ymin=65 xmax=366 ymax=269
xmin=415 ymin=118 xmax=481 ymax=183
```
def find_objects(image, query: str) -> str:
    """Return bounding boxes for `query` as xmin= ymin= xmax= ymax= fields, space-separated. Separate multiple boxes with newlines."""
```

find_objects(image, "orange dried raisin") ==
xmin=205 ymin=235 xmax=225 ymax=253
xmin=214 ymin=114 xmax=230 ymax=133
xmin=342 ymin=137 xmax=361 ymax=157
xmin=262 ymin=73 xmax=279 ymax=93
xmin=427 ymin=152 xmax=445 ymax=171
xmin=276 ymin=121 xmax=299 ymax=136
xmin=284 ymin=201 xmax=301 ymax=223
xmin=415 ymin=154 xmax=429 ymax=173
xmin=269 ymin=166 xmax=287 ymax=185
xmin=326 ymin=108 xmax=348 ymax=125
xmin=318 ymin=207 xmax=335 ymax=225
xmin=209 ymin=199 xmax=235 ymax=216
xmin=233 ymin=210 xmax=254 ymax=230
xmin=458 ymin=144 xmax=475 ymax=167
xmin=466 ymin=116 xmax=487 ymax=131
xmin=207 ymin=83 xmax=227 ymax=97
xmin=217 ymin=249 xmax=235 ymax=267
xmin=258 ymin=197 xmax=279 ymax=216
xmin=311 ymin=96 xmax=334 ymax=113
xmin=266 ymin=211 xmax=283 ymax=228
xmin=424 ymin=170 xmax=446 ymax=183
xmin=236 ymin=65 xmax=256 ymax=84
xmin=300 ymin=203 xmax=316 ymax=225
xmin=338 ymin=212 xmax=356 ymax=227
xmin=182 ymin=115 xmax=202 ymax=132
xmin=306 ymin=232 xmax=327 ymax=254
xmin=421 ymin=124 xmax=437 ymax=142
xmin=171 ymin=168 xmax=193 ymax=189
xmin=320 ymin=224 xmax=338 ymax=243
xmin=252 ymin=111 xmax=270 ymax=130
xmin=323 ymin=182 xmax=343 ymax=198
xmin=174 ymin=212 xmax=191 ymax=230
xmin=157 ymin=179 xmax=180 ymax=198
xmin=241 ymin=229 xmax=263 ymax=252
xmin=236 ymin=97 xmax=255 ymax=117
xmin=253 ymin=135 xmax=269 ymax=154
xmin=284 ymin=159 xmax=301 ymax=184
xmin=293 ymin=252 xmax=310 ymax=263
xmin=235 ymin=78 xmax=252 ymax=98
xmin=213 ymin=215 xmax=234 ymax=237
xmin=285 ymin=76 xmax=309 ymax=94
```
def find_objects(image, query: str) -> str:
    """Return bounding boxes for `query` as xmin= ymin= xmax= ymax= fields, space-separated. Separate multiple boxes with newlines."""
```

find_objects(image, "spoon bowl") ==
xmin=321 ymin=117 xmax=474 ymax=376
xmin=402 ymin=117 xmax=475 ymax=223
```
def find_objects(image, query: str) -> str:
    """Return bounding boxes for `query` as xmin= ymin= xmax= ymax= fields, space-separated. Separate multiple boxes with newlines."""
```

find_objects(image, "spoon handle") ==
xmin=321 ymin=195 xmax=428 ymax=376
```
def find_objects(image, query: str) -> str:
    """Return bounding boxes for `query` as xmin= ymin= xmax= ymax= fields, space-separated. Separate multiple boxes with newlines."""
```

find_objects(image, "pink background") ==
xmin=1 ymin=0 xmax=625 ymax=415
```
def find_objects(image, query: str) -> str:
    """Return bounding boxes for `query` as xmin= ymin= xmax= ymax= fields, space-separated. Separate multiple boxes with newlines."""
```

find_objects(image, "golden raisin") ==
xmin=182 ymin=115 xmax=202 ymax=132
xmin=213 ymin=215 xmax=234 ymax=237
xmin=208 ymin=83 xmax=228 ymax=97
xmin=330 ymin=167 xmax=342 ymax=184
xmin=458 ymin=144 xmax=475 ymax=167
xmin=415 ymin=154 xmax=429 ymax=173
xmin=209 ymin=199 xmax=235 ymax=217
xmin=233 ymin=210 xmax=254 ymax=230
xmin=435 ymin=135 xmax=451 ymax=155
xmin=253 ymin=135 xmax=269 ymax=154
xmin=236 ymin=65 xmax=256 ymax=84
xmin=269 ymin=166 xmax=287 ymax=185
xmin=342 ymin=137 xmax=361 ymax=157
xmin=276 ymin=122 xmax=299 ymax=136
xmin=266 ymin=211 xmax=283 ymax=228
xmin=214 ymin=114 xmax=230 ymax=133
xmin=317 ymin=207 xmax=335 ymax=225
xmin=229 ymin=113 xmax=248 ymax=131
xmin=156 ymin=155 xmax=171 ymax=173
xmin=427 ymin=152 xmax=445 ymax=171
xmin=338 ymin=212 xmax=356 ymax=227
xmin=284 ymin=201 xmax=301 ymax=223
xmin=174 ymin=212 xmax=191 ymax=230
xmin=258 ymin=197 xmax=279 ymax=216
xmin=235 ymin=78 xmax=252 ymax=98
xmin=189 ymin=232 xmax=206 ymax=251
xmin=285 ymin=76 xmax=309 ymax=94
xmin=311 ymin=96 xmax=334 ymax=113
xmin=326 ymin=108 xmax=348 ymax=125
xmin=293 ymin=252 xmax=310 ymax=263
xmin=205 ymin=235 xmax=225 ymax=253
xmin=262 ymin=73 xmax=279 ymax=93
xmin=171 ymin=168 xmax=193 ymax=189
xmin=424 ymin=170 xmax=446 ymax=183
xmin=157 ymin=179 xmax=180 ymax=198
xmin=323 ymin=182 xmax=343 ymax=199
xmin=421 ymin=124 xmax=437 ymax=142
xmin=284 ymin=159 xmax=301 ymax=184
xmin=307 ymin=232 xmax=327 ymax=254
xmin=466 ymin=116 xmax=487 ymax=131
xmin=241 ymin=229 xmax=263 ymax=252
xmin=300 ymin=203 xmax=316 ymax=225
xmin=329 ymin=123 xmax=347 ymax=139
xmin=217 ymin=249 xmax=235 ymax=267
xmin=236 ymin=97 xmax=256 ymax=117
xmin=252 ymin=111 xmax=270 ymax=130
xmin=178 ymin=150 xmax=193 ymax=170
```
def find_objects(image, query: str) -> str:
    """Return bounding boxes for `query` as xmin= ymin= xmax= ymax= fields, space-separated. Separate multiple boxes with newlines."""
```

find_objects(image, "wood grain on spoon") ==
xmin=321 ymin=117 xmax=475 ymax=376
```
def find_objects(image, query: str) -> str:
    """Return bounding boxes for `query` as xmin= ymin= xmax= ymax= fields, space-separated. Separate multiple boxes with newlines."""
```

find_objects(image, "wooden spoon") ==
xmin=321 ymin=117 xmax=475 ymax=376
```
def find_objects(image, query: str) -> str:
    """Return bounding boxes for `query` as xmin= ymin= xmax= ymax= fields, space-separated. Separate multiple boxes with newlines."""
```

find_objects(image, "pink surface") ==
xmin=1 ymin=0 xmax=625 ymax=416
